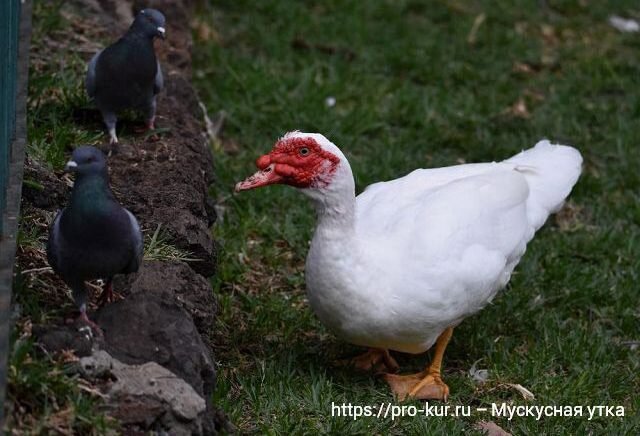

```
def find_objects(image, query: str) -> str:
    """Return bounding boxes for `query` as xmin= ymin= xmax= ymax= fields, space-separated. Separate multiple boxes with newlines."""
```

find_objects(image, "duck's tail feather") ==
xmin=506 ymin=140 xmax=583 ymax=230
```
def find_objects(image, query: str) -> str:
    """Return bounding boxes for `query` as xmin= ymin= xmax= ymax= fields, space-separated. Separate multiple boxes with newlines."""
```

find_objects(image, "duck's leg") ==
xmin=340 ymin=348 xmax=399 ymax=373
xmin=383 ymin=327 xmax=453 ymax=401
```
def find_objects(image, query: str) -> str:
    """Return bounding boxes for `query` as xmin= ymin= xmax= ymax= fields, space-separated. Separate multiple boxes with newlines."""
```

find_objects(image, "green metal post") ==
xmin=0 ymin=0 xmax=31 ymax=429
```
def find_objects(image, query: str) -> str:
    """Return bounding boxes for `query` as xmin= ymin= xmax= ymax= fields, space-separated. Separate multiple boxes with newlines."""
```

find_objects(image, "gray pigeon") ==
xmin=86 ymin=9 xmax=166 ymax=145
xmin=47 ymin=146 xmax=143 ymax=332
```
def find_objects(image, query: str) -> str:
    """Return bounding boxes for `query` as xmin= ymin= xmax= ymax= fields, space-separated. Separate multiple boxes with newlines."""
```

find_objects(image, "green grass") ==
xmin=194 ymin=0 xmax=640 ymax=433
xmin=27 ymin=2 xmax=103 ymax=170
xmin=6 ymin=329 xmax=117 ymax=434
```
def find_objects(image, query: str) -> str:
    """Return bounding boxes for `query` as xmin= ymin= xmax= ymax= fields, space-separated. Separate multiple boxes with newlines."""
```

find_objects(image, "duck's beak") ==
xmin=235 ymin=154 xmax=286 ymax=192
xmin=235 ymin=164 xmax=283 ymax=192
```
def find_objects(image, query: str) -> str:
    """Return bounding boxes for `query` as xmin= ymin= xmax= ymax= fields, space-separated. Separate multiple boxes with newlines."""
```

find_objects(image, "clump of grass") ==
xmin=28 ymin=1 xmax=104 ymax=170
xmin=143 ymin=225 xmax=199 ymax=262
xmin=5 ymin=331 xmax=117 ymax=434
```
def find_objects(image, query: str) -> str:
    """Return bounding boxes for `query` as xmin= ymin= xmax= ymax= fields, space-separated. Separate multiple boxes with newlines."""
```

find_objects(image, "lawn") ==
xmin=193 ymin=0 xmax=640 ymax=433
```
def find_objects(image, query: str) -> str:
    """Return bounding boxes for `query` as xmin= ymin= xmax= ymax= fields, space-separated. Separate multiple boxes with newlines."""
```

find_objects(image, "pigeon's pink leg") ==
xmin=134 ymin=116 xmax=160 ymax=142
xmin=77 ymin=309 xmax=103 ymax=337
xmin=98 ymin=280 xmax=114 ymax=307
xmin=134 ymin=116 xmax=155 ymax=132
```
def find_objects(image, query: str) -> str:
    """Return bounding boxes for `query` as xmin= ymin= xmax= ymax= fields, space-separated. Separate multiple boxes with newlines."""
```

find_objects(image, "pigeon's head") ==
xmin=132 ymin=9 xmax=166 ymax=40
xmin=235 ymin=132 xmax=347 ymax=193
xmin=65 ymin=146 xmax=108 ymax=177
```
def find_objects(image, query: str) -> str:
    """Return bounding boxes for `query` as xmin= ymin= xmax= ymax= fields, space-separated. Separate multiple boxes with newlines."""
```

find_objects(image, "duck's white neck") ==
xmin=303 ymin=161 xmax=356 ymax=242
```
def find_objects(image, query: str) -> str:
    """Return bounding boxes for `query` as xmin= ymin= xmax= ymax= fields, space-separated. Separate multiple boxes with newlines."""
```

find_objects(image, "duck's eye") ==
xmin=299 ymin=147 xmax=309 ymax=156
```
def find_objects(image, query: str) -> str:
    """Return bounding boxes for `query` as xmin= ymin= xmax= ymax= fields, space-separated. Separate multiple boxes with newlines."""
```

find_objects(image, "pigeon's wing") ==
xmin=123 ymin=209 xmax=143 ymax=274
xmin=46 ymin=210 xmax=63 ymax=273
xmin=86 ymin=49 xmax=104 ymax=98
xmin=153 ymin=60 xmax=163 ymax=95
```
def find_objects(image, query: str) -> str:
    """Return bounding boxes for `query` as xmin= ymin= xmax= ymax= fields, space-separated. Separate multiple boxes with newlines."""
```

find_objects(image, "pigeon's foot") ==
xmin=135 ymin=118 xmax=160 ymax=141
xmin=383 ymin=370 xmax=449 ymax=402
xmin=337 ymin=348 xmax=399 ymax=373
xmin=98 ymin=281 xmax=114 ymax=307
xmin=133 ymin=125 xmax=149 ymax=133
xmin=108 ymin=131 xmax=119 ymax=155
xmin=108 ymin=129 xmax=119 ymax=145
xmin=134 ymin=117 xmax=155 ymax=132
xmin=76 ymin=311 xmax=103 ymax=337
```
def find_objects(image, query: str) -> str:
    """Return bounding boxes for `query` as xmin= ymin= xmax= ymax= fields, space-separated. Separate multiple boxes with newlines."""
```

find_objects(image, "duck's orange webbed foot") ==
xmin=383 ymin=327 xmax=453 ymax=402
xmin=384 ymin=370 xmax=449 ymax=401
xmin=338 ymin=348 xmax=399 ymax=373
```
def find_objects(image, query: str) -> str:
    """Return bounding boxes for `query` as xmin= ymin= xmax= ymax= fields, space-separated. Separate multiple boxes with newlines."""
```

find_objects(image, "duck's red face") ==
xmin=236 ymin=136 xmax=341 ymax=191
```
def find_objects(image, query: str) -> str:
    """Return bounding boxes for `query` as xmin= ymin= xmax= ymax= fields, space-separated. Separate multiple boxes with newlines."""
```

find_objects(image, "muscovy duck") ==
xmin=236 ymin=131 xmax=582 ymax=401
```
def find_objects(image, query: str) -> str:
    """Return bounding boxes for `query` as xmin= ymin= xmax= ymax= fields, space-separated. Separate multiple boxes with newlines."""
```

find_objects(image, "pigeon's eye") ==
xmin=87 ymin=156 xmax=95 ymax=163
xmin=299 ymin=147 xmax=309 ymax=156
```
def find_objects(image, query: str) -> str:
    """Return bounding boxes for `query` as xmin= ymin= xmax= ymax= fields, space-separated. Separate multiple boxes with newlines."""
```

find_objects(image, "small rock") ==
xmin=77 ymin=350 xmax=208 ymax=434
xmin=110 ymin=361 xmax=206 ymax=422
xmin=78 ymin=349 xmax=119 ymax=378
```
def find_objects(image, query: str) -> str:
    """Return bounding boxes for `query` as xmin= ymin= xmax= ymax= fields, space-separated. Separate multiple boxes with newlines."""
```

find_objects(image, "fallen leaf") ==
xmin=554 ymin=201 xmax=585 ymax=232
xmin=505 ymin=98 xmax=530 ymax=119
xmin=475 ymin=421 xmax=512 ymax=436
xmin=506 ymin=383 xmax=535 ymax=400
xmin=513 ymin=62 xmax=535 ymax=74
xmin=467 ymin=13 xmax=486 ymax=45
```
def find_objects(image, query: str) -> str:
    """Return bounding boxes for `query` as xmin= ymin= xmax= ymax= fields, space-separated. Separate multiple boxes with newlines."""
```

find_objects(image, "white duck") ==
xmin=236 ymin=131 xmax=582 ymax=401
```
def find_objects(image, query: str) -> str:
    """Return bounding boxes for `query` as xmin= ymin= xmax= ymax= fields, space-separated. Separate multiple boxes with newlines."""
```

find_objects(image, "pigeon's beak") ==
xmin=157 ymin=26 xmax=166 ymax=39
xmin=65 ymin=160 xmax=78 ymax=172
xmin=235 ymin=154 xmax=284 ymax=192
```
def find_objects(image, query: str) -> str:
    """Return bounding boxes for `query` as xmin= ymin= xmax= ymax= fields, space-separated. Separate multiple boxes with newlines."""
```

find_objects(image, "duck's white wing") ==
xmin=356 ymin=140 xmax=582 ymax=252
xmin=354 ymin=141 xmax=581 ymax=320
xmin=357 ymin=165 xmax=532 ymax=269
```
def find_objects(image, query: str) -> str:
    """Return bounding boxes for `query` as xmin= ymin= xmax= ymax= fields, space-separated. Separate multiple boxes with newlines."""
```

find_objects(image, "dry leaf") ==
xmin=555 ymin=201 xmax=585 ymax=232
xmin=505 ymin=98 xmax=530 ymax=119
xmin=506 ymin=383 xmax=535 ymax=400
xmin=467 ymin=13 xmax=487 ymax=44
xmin=513 ymin=62 xmax=534 ymax=74
xmin=475 ymin=421 xmax=512 ymax=436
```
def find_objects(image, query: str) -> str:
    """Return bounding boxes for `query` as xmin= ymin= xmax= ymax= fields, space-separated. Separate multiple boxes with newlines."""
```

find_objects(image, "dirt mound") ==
xmin=22 ymin=0 xmax=230 ymax=433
